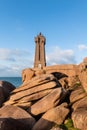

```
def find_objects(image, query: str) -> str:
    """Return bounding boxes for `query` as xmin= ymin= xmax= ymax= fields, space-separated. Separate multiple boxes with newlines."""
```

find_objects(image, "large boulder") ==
xmin=12 ymin=73 xmax=57 ymax=93
xmin=72 ymin=107 xmax=87 ymax=130
xmin=13 ymin=102 xmax=32 ymax=109
xmin=70 ymin=86 xmax=87 ymax=104
xmin=79 ymin=70 xmax=87 ymax=92
xmin=0 ymin=105 xmax=36 ymax=129
xmin=4 ymin=74 xmax=60 ymax=108
xmin=28 ymin=88 xmax=66 ymax=116
xmin=9 ymin=81 xmax=58 ymax=101
xmin=22 ymin=68 xmax=35 ymax=83
xmin=32 ymin=103 xmax=69 ymax=130
xmin=4 ymin=89 xmax=53 ymax=107
xmin=0 ymin=118 xmax=28 ymax=130
xmin=0 ymin=87 xmax=5 ymax=107
xmin=0 ymin=81 xmax=15 ymax=96
xmin=0 ymin=81 xmax=16 ymax=98
xmin=17 ymin=89 xmax=53 ymax=102
xmin=0 ymin=81 xmax=15 ymax=107
xmin=72 ymin=96 xmax=87 ymax=110
xmin=72 ymin=94 xmax=87 ymax=130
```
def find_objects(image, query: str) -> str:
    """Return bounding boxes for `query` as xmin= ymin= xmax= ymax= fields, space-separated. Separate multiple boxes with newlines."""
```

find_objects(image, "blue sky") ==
xmin=0 ymin=0 xmax=87 ymax=76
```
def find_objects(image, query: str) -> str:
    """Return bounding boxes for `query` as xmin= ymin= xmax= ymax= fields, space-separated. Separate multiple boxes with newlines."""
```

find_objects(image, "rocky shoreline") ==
xmin=0 ymin=66 xmax=87 ymax=130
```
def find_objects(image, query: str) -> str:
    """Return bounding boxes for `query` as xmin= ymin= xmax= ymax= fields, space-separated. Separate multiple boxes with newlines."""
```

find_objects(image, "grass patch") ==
xmin=59 ymin=118 xmax=80 ymax=130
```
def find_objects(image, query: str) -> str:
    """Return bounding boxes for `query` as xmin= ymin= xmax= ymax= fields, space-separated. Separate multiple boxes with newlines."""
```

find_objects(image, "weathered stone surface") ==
xmin=42 ymin=103 xmax=69 ymax=124
xmin=12 ymin=73 xmax=56 ymax=94
xmin=72 ymin=96 xmax=87 ymax=110
xmin=28 ymin=88 xmax=65 ymax=115
xmin=0 ymin=105 xmax=36 ymax=129
xmin=0 ymin=81 xmax=15 ymax=107
xmin=72 ymin=96 xmax=87 ymax=129
xmin=4 ymin=89 xmax=53 ymax=106
xmin=0 ymin=81 xmax=15 ymax=97
xmin=70 ymin=86 xmax=87 ymax=104
xmin=67 ymin=75 xmax=80 ymax=88
xmin=0 ymin=87 xmax=4 ymax=107
xmin=4 ymin=100 xmax=32 ymax=109
xmin=32 ymin=103 xmax=69 ymax=130
xmin=10 ymin=81 xmax=58 ymax=101
xmin=13 ymin=102 xmax=32 ymax=109
xmin=0 ymin=118 xmax=28 ymax=130
xmin=22 ymin=68 xmax=35 ymax=83
xmin=79 ymin=70 xmax=87 ymax=92
xmin=72 ymin=107 xmax=87 ymax=130
xmin=17 ymin=89 xmax=53 ymax=102
xmin=3 ymin=100 xmax=17 ymax=106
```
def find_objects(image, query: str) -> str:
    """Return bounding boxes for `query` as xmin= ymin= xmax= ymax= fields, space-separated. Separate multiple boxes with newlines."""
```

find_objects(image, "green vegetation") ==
xmin=74 ymin=82 xmax=81 ymax=88
xmin=59 ymin=118 xmax=80 ymax=130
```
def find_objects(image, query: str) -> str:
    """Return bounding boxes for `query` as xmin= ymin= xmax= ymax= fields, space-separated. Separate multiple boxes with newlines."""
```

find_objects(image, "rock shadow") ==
xmin=51 ymin=72 xmax=68 ymax=80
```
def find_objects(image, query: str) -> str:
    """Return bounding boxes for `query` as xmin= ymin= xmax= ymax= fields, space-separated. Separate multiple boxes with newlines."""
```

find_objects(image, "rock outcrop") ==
xmin=4 ymin=74 xmax=62 ymax=108
xmin=72 ymin=107 xmax=87 ymax=130
xmin=22 ymin=68 xmax=35 ymax=83
xmin=79 ymin=70 xmax=87 ymax=92
xmin=32 ymin=103 xmax=69 ymax=130
xmin=69 ymin=70 xmax=87 ymax=130
xmin=0 ymin=81 xmax=15 ymax=107
xmin=0 ymin=118 xmax=28 ymax=130
xmin=1 ymin=64 xmax=87 ymax=130
xmin=29 ymin=88 xmax=65 ymax=115
xmin=2 ymin=73 xmax=70 ymax=130
xmin=0 ymin=105 xmax=36 ymax=130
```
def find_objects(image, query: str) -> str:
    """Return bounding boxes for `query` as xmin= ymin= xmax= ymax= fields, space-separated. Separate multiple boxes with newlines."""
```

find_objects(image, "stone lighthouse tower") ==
xmin=34 ymin=33 xmax=46 ymax=68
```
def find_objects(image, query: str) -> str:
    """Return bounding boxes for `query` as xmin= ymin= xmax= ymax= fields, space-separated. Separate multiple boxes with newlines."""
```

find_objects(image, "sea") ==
xmin=0 ymin=77 xmax=22 ymax=87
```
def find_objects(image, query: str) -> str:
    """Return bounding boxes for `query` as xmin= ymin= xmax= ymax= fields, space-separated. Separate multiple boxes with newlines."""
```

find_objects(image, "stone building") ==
xmin=22 ymin=33 xmax=87 ymax=82
xmin=34 ymin=33 xmax=46 ymax=68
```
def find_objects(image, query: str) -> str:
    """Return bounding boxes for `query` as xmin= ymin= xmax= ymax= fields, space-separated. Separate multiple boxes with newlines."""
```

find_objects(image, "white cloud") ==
xmin=0 ymin=48 xmax=34 ymax=77
xmin=0 ymin=48 xmax=31 ymax=61
xmin=46 ymin=46 xmax=76 ymax=65
xmin=78 ymin=44 xmax=87 ymax=50
xmin=0 ymin=64 xmax=16 ymax=77
xmin=0 ymin=46 xmax=77 ymax=76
